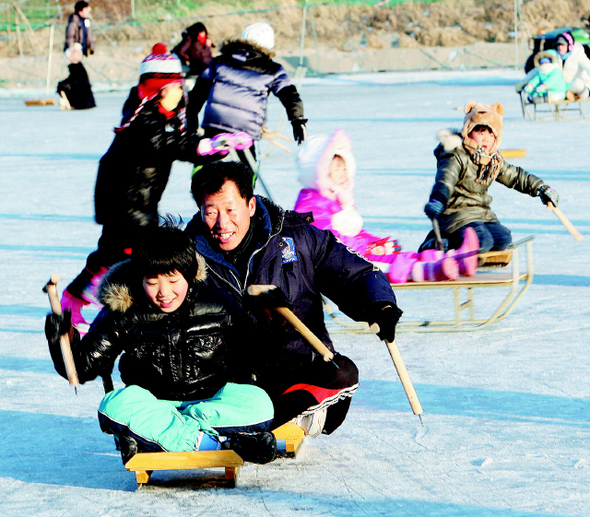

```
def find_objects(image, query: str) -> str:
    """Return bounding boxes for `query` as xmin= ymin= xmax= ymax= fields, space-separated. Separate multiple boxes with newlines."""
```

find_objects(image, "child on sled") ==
xmin=294 ymin=129 xmax=480 ymax=283
xmin=515 ymin=50 xmax=568 ymax=104
xmin=45 ymin=219 xmax=277 ymax=464
xmin=419 ymin=101 xmax=560 ymax=254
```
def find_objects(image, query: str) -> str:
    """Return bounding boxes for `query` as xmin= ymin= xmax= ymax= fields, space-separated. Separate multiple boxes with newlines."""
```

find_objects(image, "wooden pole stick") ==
xmin=46 ymin=25 xmax=55 ymax=96
xmin=547 ymin=202 xmax=583 ymax=242
xmin=432 ymin=218 xmax=444 ymax=252
xmin=261 ymin=133 xmax=292 ymax=153
xmin=247 ymin=285 xmax=335 ymax=363
xmin=43 ymin=274 xmax=79 ymax=389
xmin=370 ymin=323 xmax=424 ymax=424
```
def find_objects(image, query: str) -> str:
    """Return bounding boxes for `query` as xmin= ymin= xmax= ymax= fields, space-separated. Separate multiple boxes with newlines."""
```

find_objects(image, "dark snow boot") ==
xmin=224 ymin=432 xmax=278 ymax=464
xmin=115 ymin=434 xmax=139 ymax=464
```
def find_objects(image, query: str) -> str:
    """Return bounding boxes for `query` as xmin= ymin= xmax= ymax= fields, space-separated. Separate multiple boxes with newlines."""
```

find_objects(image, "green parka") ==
xmin=429 ymin=129 xmax=545 ymax=233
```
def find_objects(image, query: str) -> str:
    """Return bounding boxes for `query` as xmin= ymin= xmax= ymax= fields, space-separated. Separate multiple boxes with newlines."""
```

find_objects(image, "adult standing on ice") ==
xmin=186 ymin=160 xmax=402 ymax=437
xmin=64 ymin=1 xmax=94 ymax=57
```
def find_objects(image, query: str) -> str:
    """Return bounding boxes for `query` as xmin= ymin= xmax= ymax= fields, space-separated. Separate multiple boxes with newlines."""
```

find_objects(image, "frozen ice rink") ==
xmin=1 ymin=68 xmax=589 ymax=516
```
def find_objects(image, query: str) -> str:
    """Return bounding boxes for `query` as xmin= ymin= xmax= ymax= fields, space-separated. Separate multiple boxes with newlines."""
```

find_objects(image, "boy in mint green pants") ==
xmin=45 ymin=218 xmax=276 ymax=464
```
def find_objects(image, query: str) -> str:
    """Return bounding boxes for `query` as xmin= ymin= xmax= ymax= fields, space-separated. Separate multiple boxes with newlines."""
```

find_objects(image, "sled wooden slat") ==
xmin=519 ymin=91 xmax=590 ymax=121
xmin=124 ymin=449 xmax=243 ymax=488
xmin=273 ymin=422 xmax=305 ymax=457
xmin=24 ymin=98 xmax=56 ymax=106
xmin=326 ymin=236 xmax=534 ymax=333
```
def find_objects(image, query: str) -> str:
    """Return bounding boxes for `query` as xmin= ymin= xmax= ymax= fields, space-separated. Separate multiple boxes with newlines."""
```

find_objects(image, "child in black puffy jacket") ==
xmin=46 ymin=219 xmax=277 ymax=464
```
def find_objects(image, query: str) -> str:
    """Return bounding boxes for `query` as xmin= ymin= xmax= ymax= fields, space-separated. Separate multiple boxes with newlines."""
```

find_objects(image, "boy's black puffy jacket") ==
xmin=187 ymin=40 xmax=304 ymax=140
xmin=94 ymin=90 xmax=201 ymax=228
xmin=185 ymin=197 xmax=398 ymax=367
xmin=47 ymin=256 xmax=258 ymax=401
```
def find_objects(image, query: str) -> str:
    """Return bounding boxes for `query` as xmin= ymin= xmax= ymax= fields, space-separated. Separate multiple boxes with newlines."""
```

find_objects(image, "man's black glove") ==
xmin=291 ymin=117 xmax=308 ymax=145
xmin=538 ymin=184 xmax=559 ymax=207
xmin=248 ymin=286 xmax=293 ymax=311
xmin=368 ymin=303 xmax=403 ymax=343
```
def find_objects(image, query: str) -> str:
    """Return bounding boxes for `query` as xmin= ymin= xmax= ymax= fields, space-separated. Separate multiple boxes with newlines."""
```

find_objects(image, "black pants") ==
xmin=262 ymin=353 xmax=359 ymax=435
xmin=66 ymin=222 xmax=152 ymax=297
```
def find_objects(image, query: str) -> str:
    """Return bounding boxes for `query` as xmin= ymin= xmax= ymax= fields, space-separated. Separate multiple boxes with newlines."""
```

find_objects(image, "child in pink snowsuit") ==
xmin=294 ymin=129 xmax=479 ymax=282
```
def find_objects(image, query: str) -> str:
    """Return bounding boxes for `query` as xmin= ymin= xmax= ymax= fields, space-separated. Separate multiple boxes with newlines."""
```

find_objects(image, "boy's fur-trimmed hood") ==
xmin=436 ymin=128 xmax=463 ymax=152
xmin=534 ymin=49 xmax=560 ymax=68
xmin=96 ymin=252 xmax=207 ymax=313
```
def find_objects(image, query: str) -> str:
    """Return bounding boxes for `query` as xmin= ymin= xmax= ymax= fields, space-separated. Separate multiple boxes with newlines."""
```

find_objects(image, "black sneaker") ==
xmin=225 ymin=432 xmax=278 ymax=464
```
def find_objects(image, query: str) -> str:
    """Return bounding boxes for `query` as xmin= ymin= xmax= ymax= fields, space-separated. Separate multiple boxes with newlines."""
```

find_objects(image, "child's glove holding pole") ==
xmin=43 ymin=274 xmax=80 ymax=391
xmin=538 ymin=185 xmax=559 ymax=207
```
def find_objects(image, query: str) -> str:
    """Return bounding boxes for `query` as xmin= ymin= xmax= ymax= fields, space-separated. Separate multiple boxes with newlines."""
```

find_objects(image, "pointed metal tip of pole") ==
xmin=418 ymin=413 xmax=424 ymax=427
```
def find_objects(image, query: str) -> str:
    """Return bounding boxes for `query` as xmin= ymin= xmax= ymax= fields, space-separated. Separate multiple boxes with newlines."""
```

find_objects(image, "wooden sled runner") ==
xmin=123 ymin=423 xmax=306 ymax=488
xmin=519 ymin=91 xmax=590 ymax=121
xmin=327 ymin=236 xmax=534 ymax=333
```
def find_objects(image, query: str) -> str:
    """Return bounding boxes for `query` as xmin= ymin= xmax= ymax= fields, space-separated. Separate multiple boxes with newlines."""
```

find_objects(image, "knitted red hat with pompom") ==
xmin=137 ymin=43 xmax=183 ymax=101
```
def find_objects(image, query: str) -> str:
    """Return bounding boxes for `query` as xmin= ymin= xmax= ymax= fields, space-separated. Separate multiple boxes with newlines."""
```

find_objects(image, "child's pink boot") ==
xmin=410 ymin=257 xmax=459 ymax=282
xmin=418 ymin=249 xmax=444 ymax=262
xmin=448 ymin=227 xmax=479 ymax=276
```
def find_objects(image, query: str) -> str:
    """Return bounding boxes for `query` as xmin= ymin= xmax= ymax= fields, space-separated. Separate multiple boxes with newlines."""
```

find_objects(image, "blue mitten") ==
xmin=424 ymin=199 xmax=445 ymax=219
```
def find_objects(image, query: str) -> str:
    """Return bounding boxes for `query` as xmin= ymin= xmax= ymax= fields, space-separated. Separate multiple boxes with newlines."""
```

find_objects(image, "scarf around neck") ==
xmin=463 ymin=137 xmax=502 ymax=185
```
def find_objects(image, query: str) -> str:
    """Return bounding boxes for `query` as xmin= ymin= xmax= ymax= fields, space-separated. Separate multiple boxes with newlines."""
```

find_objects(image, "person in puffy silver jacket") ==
xmin=187 ymin=22 xmax=307 ymax=168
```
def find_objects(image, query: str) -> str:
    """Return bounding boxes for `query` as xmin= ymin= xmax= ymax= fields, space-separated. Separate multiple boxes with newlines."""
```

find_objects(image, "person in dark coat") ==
xmin=57 ymin=42 xmax=96 ymax=110
xmin=172 ymin=21 xmax=213 ymax=78
xmin=60 ymin=43 xmax=215 ymax=331
xmin=64 ymin=1 xmax=94 ymax=57
xmin=186 ymin=161 xmax=403 ymax=438
xmin=45 ymin=220 xmax=277 ymax=464
xmin=187 ymin=22 xmax=307 ymax=170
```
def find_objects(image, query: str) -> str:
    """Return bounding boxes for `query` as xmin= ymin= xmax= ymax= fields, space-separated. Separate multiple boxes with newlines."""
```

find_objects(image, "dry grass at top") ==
xmin=4 ymin=0 xmax=590 ymax=58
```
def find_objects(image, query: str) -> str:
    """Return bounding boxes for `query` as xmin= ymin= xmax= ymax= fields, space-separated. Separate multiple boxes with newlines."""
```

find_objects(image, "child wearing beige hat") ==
xmin=419 ymin=101 xmax=560 ymax=253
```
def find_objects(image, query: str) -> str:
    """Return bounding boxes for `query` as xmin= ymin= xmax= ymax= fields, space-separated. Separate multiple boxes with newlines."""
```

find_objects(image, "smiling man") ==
xmin=186 ymin=161 xmax=402 ymax=437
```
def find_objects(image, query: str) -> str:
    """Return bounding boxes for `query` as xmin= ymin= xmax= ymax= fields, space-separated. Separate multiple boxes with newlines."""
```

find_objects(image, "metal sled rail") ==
xmin=327 ymin=236 xmax=534 ymax=333
xmin=520 ymin=91 xmax=590 ymax=121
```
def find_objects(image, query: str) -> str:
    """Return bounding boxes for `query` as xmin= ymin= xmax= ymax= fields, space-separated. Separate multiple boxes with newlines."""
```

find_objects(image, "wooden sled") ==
xmin=123 ymin=422 xmax=305 ymax=488
xmin=520 ymin=91 xmax=590 ymax=121
xmin=24 ymin=98 xmax=55 ymax=106
xmin=125 ymin=449 xmax=243 ymax=488
xmin=274 ymin=422 xmax=306 ymax=458
xmin=326 ymin=236 xmax=534 ymax=333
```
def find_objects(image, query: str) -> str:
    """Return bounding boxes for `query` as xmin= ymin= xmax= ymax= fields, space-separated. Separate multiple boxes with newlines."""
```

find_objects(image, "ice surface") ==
xmin=1 ymin=68 xmax=589 ymax=516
